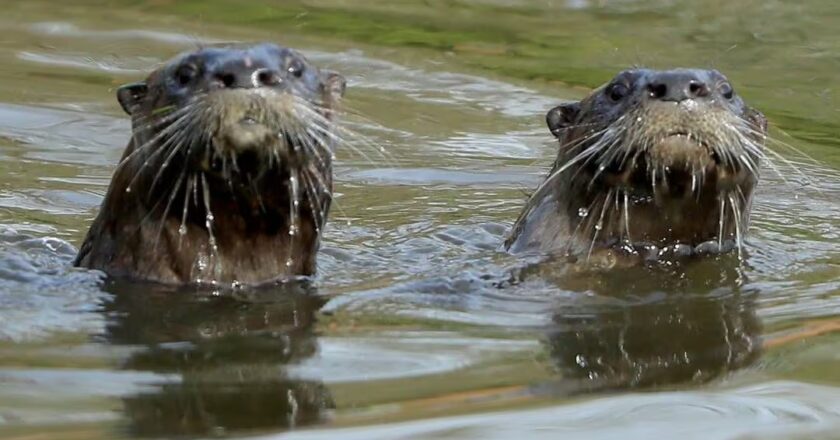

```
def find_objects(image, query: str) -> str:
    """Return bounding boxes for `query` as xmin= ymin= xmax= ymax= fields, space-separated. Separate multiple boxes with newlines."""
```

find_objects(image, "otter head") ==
xmin=509 ymin=69 xmax=767 ymax=260
xmin=79 ymin=44 xmax=347 ymax=285
xmin=119 ymin=43 xmax=345 ymax=183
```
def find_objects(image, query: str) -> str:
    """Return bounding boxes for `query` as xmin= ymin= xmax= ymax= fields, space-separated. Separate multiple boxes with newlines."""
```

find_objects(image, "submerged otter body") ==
xmin=75 ymin=43 xmax=346 ymax=285
xmin=507 ymin=69 xmax=767 ymax=261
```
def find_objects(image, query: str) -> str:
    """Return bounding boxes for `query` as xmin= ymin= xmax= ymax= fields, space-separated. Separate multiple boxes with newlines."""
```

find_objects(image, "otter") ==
xmin=75 ymin=43 xmax=346 ymax=286
xmin=506 ymin=68 xmax=767 ymax=262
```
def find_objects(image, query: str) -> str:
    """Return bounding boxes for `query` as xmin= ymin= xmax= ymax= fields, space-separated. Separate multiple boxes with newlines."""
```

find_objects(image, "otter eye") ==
xmin=606 ymin=83 xmax=629 ymax=102
xmin=719 ymin=82 xmax=734 ymax=100
xmin=287 ymin=59 xmax=304 ymax=78
xmin=175 ymin=64 xmax=198 ymax=86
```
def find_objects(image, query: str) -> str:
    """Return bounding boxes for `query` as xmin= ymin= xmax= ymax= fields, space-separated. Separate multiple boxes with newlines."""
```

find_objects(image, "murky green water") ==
xmin=0 ymin=1 xmax=839 ymax=439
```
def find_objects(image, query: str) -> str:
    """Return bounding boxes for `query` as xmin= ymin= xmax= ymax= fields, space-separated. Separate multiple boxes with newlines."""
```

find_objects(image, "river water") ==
xmin=0 ymin=1 xmax=838 ymax=439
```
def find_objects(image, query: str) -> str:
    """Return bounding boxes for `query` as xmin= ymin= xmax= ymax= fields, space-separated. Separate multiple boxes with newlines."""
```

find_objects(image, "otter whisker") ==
xmin=285 ymin=169 xmax=302 ymax=269
xmin=766 ymin=125 xmax=823 ymax=165
xmin=300 ymin=127 xmax=333 ymax=170
xmin=738 ymin=125 xmax=833 ymax=191
xmin=718 ymin=194 xmax=726 ymax=250
xmin=529 ymin=134 xmax=605 ymax=202
xmin=589 ymin=126 xmax=630 ymax=186
xmin=152 ymin=167 xmax=187 ymax=252
xmin=728 ymin=192 xmax=744 ymax=261
xmin=564 ymin=194 xmax=602 ymax=257
xmin=128 ymin=101 xmax=197 ymax=136
xmin=586 ymin=189 xmax=613 ymax=261
xmin=294 ymin=97 xmax=394 ymax=165
xmin=309 ymin=121 xmax=387 ymax=166
xmin=226 ymin=150 xmax=237 ymax=190
xmin=199 ymin=173 xmax=218 ymax=254
xmin=147 ymin=117 xmax=200 ymax=197
xmin=622 ymin=190 xmax=632 ymax=243
xmin=178 ymin=173 xmax=196 ymax=249
xmin=300 ymin=169 xmax=326 ymax=235
xmin=249 ymin=176 xmax=266 ymax=213
xmin=125 ymin=108 xmax=200 ymax=193
xmin=301 ymin=157 xmax=333 ymax=203
xmin=567 ymin=124 xmax=626 ymax=184
xmin=116 ymin=105 xmax=198 ymax=183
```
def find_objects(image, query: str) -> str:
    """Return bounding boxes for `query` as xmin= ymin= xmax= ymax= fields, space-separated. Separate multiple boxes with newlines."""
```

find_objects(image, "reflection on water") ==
xmin=103 ymin=282 xmax=332 ymax=437
xmin=545 ymin=265 xmax=761 ymax=390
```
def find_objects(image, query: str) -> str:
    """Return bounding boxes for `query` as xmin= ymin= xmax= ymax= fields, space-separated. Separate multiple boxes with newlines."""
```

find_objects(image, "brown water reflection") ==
xmin=103 ymin=283 xmax=331 ymax=436
xmin=545 ymin=267 xmax=761 ymax=390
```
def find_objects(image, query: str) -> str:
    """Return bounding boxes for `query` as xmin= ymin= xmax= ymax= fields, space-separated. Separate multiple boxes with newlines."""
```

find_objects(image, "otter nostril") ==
xmin=216 ymin=73 xmax=236 ymax=88
xmin=254 ymin=69 xmax=280 ymax=87
xmin=688 ymin=81 xmax=710 ymax=98
xmin=648 ymin=83 xmax=668 ymax=99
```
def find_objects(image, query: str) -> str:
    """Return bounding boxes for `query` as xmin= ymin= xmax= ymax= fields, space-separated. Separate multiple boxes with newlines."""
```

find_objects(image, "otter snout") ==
xmin=209 ymin=59 xmax=285 ymax=90
xmin=644 ymin=71 xmax=713 ymax=103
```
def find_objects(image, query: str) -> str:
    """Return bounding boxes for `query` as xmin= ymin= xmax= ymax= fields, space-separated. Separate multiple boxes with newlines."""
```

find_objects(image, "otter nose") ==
xmin=646 ymin=72 xmax=710 ymax=102
xmin=211 ymin=63 xmax=282 ymax=89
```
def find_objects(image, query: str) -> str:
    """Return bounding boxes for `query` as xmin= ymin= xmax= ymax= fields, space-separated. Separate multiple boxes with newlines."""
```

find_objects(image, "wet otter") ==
xmin=506 ymin=68 xmax=767 ymax=262
xmin=75 ymin=43 xmax=346 ymax=285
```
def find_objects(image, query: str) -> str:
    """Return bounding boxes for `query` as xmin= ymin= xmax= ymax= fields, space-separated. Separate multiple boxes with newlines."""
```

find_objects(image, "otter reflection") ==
xmin=544 ymin=264 xmax=761 ymax=389
xmin=102 ymin=281 xmax=331 ymax=437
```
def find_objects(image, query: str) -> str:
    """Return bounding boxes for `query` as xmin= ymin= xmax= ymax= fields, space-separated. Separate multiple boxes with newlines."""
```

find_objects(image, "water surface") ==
xmin=0 ymin=1 xmax=838 ymax=439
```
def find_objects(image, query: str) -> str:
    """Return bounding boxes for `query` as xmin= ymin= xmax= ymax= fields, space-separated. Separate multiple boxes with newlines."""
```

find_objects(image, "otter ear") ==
xmin=321 ymin=71 xmax=346 ymax=99
xmin=546 ymin=102 xmax=581 ymax=138
xmin=116 ymin=82 xmax=148 ymax=115
xmin=746 ymin=107 xmax=768 ymax=134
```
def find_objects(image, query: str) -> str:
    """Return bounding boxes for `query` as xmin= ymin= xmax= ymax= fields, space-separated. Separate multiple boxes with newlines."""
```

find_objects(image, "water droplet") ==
xmin=178 ymin=225 xmax=187 ymax=235
xmin=285 ymin=258 xmax=293 ymax=268
xmin=125 ymin=187 xmax=132 ymax=193
xmin=293 ymin=200 xmax=299 ymax=207
xmin=598 ymin=164 xmax=606 ymax=171
xmin=197 ymin=254 xmax=208 ymax=271
xmin=594 ymin=223 xmax=603 ymax=231
xmin=578 ymin=207 xmax=589 ymax=217
xmin=206 ymin=213 xmax=215 ymax=222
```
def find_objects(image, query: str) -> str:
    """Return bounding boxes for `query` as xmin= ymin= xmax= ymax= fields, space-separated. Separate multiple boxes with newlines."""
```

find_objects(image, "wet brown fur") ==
xmin=506 ymin=68 xmax=768 ymax=261
xmin=75 ymin=44 xmax=346 ymax=285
